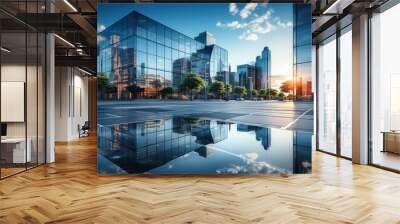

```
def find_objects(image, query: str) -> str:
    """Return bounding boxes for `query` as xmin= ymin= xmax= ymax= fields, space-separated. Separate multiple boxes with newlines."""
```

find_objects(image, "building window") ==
xmin=317 ymin=35 xmax=337 ymax=154
xmin=148 ymin=55 xmax=157 ymax=69
xmin=339 ymin=27 xmax=352 ymax=158
xmin=370 ymin=3 xmax=400 ymax=171
xmin=147 ymin=40 xmax=156 ymax=56
xmin=137 ymin=37 xmax=147 ymax=52
xmin=157 ymin=44 xmax=164 ymax=58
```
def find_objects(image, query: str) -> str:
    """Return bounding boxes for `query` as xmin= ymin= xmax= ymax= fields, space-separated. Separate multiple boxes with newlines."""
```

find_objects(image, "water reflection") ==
xmin=97 ymin=116 xmax=312 ymax=174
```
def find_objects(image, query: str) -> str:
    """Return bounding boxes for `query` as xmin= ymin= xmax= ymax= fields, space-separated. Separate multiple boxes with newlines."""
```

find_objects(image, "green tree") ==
xmin=266 ymin=88 xmax=279 ymax=100
xmin=180 ymin=74 xmax=206 ymax=100
xmin=234 ymin=86 xmax=247 ymax=98
xmin=278 ymin=92 xmax=286 ymax=100
xmin=106 ymin=85 xmax=117 ymax=99
xmin=126 ymin=84 xmax=143 ymax=99
xmin=225 ymin=84 xmax=233 ymax=99
xmin=160 ymin=87 xmax=173 ymax=99
xmin=251 ymin=89 xmax=259 ymax=97
xmin=258 ymin=89 xmax=267 ymax=99
xmin=97 ymin=73 xmax=110 ymax=100
xmin=151 ymin=79 xmax=163 ymax=98
xmin=208 ymin=81 xmax=225 ymax=99
xmin=280 ymin=80 xmax=294 ymax=94
xmin=183 ymin=117 xmax=200 ymax=124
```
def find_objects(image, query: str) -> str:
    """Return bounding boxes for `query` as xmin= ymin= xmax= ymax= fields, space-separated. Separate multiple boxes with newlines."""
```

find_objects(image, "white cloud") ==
xmin=239 ymin=3 xmax=257 ymax=19
xmin=97 ymin=35 xmax=105 ymax=42
xmin=217 ymin=5 xmax=290 ymax=41
xmin=229 ymin=3 xmax=239 ymax=15
xmin=98 ymin=24 xmax=106 ymax=32
xmin=244 ymin=153 xmax=258 ymax=162
xmin=217 ymin=20 xmax=247 ymax=30
xmin=239 ymin=31 xmax=258 ymax=41
xmin=248 ymin=22 xmax=274 ymax=34
xmin=245 ymin=11 xmax=275 ymax=35
xmin=276 ymin=19 xmax=293 ymax=28
xmin=227 ymin=21 xmax=245 ymax=29
xmin=251 ymin=10 xmax=272 ymax=24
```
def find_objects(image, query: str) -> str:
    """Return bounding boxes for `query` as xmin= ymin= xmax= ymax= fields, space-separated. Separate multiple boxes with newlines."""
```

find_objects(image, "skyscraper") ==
xmin=228 ymin=65 xmax=237 ymax=87
xmin=255 ymin=47 xmax=271 ymax=90
xmin=237 ymin=64 xmax=256 ymax=91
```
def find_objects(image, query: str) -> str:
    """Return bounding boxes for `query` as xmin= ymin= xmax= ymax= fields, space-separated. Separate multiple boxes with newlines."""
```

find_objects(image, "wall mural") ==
xmin=97 ymin=3 xmax=313 ymax=175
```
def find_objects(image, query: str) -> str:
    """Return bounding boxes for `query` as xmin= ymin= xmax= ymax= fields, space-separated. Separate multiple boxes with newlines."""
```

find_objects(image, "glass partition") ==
xmin=0 ymin=2 xmax=46 ymax=179
xmin=1 ymin=31 xmax=28 ymax=177
xmin=317 ymin=35 xmax=337 ymax=154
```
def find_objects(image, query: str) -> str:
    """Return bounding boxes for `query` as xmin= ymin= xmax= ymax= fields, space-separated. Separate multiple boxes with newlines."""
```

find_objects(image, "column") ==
xmin=352 ymin=14 xmax=369 ymax=164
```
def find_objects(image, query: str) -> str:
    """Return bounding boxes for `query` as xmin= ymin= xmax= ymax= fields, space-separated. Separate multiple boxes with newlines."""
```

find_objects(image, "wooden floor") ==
xmin=1 ymin=136 xmax=400 ymax=224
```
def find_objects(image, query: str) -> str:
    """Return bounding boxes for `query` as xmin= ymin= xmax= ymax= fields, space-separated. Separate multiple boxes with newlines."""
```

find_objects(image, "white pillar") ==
xmin=46 ymin=32 xmax=55 ymax=163
xmin=352 ymin=14 xmax=369 ymax=164
xmin=312 ymin=45 xmax=317 ymax=150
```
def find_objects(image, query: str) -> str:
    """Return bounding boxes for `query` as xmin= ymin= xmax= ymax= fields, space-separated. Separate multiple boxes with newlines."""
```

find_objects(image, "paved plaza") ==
xmin=98 ymin=100 xmax=314 ymax=132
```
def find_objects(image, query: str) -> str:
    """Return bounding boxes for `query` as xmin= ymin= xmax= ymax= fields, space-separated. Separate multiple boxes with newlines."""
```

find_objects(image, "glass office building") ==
xmin=255 ymin=47 xmax=271 ymax=90
xmin=237 ymin=64 xmax=256 ymax=92
xmin=293 ymin=4 xmax=312 ymax=100
xmin=98 ymin=11 xmax=228 ymax=99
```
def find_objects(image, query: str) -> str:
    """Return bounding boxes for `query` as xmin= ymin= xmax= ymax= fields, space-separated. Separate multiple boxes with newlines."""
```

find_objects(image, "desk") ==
xmin=1 ymin=138 xmax=31 ymax=163
xmin=382 ymin=131 xmax=400 ymax=154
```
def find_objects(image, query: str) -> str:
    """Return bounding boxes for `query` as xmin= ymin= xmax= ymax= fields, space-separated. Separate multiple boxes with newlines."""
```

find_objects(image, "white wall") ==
xmin=1 ymin=64 xmax=26 ymax=139
xmin=55 ymin=67 xmax=89 ymax=141
xmin=1 ymin=63 xmax=46 ymax=164
xmin=1 ymin=64 xmax=41 ymax=138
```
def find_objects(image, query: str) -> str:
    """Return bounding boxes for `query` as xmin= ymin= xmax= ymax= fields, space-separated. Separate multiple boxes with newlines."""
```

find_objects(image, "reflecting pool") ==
xmin=97 ymin=116 xmax=312 ymax=175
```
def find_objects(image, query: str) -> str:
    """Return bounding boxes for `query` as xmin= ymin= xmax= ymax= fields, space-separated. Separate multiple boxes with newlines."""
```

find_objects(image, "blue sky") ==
xmin=98 ymin=3 xmax=294 ymax=76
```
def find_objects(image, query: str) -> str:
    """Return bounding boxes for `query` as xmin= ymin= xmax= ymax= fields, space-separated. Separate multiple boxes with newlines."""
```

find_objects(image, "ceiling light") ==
xmin=1 ymin=47 xmax=11 ymax=53
xmin=78 ymin=67 xmax=93 ymax=76
xmin=54 ymin=34 xmax=75 ymax=48
xmin=322 ymin=0 xmax=355 ymax=15
xmin=63 ymin=0 xmax=78 ymax=12
xmin=76 ymin=48 xmax=84 ymax=55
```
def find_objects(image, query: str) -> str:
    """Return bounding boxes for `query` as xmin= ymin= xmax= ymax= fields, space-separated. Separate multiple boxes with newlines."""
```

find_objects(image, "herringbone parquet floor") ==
xmin=1 ymin=136 xmax=400 ymax=224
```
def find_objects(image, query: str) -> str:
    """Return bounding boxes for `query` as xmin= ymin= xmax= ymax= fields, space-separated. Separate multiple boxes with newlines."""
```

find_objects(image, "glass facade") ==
xmin=314 ymin=0 xmax=400 ymax=172
xmin=316 ymin=25 xmax=352 ymax=159
xmin=339 ymin=27 xmax=352 ymax=158
xmin=237 ymin=64 xmax=256 ymax=92
xmin=255 ymin=47 xmax=271 ymax=90
xmin=317 ymin=35 xmax=337 ymax=155
xmin=370 ymin=3 xmax=400 ymax=171
xmin=98 ymin=11 xmax=228 ymax=100
xmin=293 ymin=4 xmax=312 ymax=100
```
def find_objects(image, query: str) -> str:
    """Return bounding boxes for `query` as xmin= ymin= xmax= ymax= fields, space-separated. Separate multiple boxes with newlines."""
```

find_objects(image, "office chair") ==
xmin=79 ymin=121 xmax=90 ymax=138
